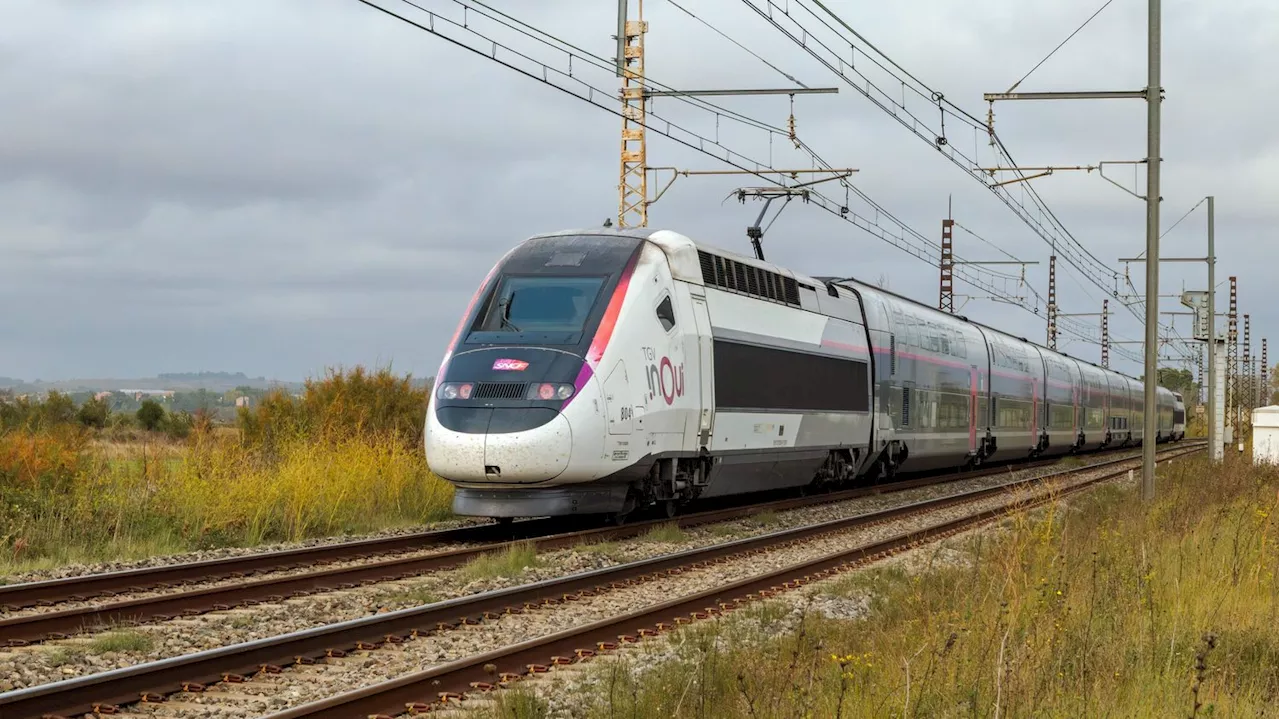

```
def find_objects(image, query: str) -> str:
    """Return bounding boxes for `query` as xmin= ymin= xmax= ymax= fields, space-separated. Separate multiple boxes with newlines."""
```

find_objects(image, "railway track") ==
xmin=0 ymin=444 xmax=1167 ymax=647
xmin=0 ymin=443 xmax=1201 ymax=719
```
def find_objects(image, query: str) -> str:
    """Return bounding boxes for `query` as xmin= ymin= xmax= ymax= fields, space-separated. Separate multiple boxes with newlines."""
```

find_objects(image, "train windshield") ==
xmin=468 ymin=275 xmax=606 ymax=341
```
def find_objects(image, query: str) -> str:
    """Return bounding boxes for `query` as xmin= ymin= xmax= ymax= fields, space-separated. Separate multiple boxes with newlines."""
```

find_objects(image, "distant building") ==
xmin=94 ymin=391 xmax=113 ymax=401
xmin=122 ymin=389 xmax=175 ymax=402
xmin=235 ymin=396 xmax=252 ymax=408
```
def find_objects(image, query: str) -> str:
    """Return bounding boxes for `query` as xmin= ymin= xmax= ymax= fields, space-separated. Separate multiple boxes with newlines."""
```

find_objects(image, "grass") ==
xmin=0 ymin=366 xmax=455 ymax=574
xmin=576 ymin=540 xmax=625 ymax=561
xmin=461 ymin=541 xmax=542 ymax=582
xmin=514 ymin=452 xmax=1278 ymax=719
xmin=88 ymin=630 xmax=154 ymax=654
xmin=640 ymin=522 xmax=688 ymax=544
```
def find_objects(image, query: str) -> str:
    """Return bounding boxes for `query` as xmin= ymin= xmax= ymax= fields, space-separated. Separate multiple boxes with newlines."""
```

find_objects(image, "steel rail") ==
xmin=0 ymin=445 xmax=1163 ymax=645
xmin=0 ymin=444 xmax=1200 ymax=719
xmin=0 ymin=520 xmax=535 ymax=610
xmin=0 ymin=441 xmax=1166 ymax=612
xmin=270 ymin=447 xmax=1195 ymax=719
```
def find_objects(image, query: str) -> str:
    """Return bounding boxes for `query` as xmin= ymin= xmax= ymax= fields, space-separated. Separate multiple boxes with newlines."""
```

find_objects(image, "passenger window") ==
xmin=655 ymin=296 xmax=676 ymax=332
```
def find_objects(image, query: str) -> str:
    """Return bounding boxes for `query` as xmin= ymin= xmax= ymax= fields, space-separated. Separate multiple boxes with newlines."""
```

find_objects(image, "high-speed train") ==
xmin=425 ymin=228 xmax=1184 ymax=521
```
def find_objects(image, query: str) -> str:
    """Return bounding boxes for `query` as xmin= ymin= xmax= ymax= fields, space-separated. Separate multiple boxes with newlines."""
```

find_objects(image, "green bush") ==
xmin=77 ymin=396 xmax=110 ymax=429
xmin=136 ymin=400 xmax=165 ymax=431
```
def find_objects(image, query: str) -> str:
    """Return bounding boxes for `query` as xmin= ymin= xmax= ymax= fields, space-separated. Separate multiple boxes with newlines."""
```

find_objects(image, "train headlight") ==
xmin=528 ymin=383 xmax=574 ymax=401
xmin=436 ymin=382 xmax=474 ymax=400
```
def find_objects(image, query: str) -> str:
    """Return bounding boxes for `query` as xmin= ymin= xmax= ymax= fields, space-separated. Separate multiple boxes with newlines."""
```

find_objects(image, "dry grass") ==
xmin=0 ymin=366 xmax=454 ymax=574
xmin=540 ymin=452 xmax=1278 ymax=719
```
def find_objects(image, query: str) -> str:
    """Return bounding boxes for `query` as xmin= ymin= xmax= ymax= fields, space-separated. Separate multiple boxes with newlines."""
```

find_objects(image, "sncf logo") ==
xmin=492 ymin=358 xmax=529 ymax=371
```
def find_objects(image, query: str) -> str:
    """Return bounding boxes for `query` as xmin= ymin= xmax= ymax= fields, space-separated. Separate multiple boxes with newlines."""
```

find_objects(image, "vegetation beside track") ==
xmin=484 ymin=452 xmax=1278 ymax=718
xmin=0 ymin=366 xmax=453 ymax=574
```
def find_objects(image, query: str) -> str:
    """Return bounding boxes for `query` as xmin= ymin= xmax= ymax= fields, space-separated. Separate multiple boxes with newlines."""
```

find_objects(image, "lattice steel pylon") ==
xmin=1227 ymin=276 xmax=1239 ymax=441
xmin=616 ymin=1 xmax=648 ymax=228
xmin=1262 ymin=339 xmax=1270 ymax=406
xmin=1243 ymin=314 xmax=1252 ymax=411
xmin=939 ymin=219 xmax=955 ymax=312
xmin=1046 ymin=255 xmax=1058 ymax=350
xmin=1101 ymin=299 xmax=1110 ymax=368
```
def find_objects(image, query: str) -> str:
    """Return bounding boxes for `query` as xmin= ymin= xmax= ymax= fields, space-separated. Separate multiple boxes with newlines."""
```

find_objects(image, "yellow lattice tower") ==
xmin=617 ymin=1 xmax=648 ymax=228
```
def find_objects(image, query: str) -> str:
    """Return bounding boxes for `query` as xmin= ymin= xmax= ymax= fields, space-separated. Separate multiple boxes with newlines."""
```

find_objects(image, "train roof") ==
xmin=524 ymin=228 xmax=1154 ymax=387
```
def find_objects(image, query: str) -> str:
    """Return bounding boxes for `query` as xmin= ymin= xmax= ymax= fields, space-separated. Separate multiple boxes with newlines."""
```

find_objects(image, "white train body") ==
xmin=425 ymin=228 xmax=1180 ymax=519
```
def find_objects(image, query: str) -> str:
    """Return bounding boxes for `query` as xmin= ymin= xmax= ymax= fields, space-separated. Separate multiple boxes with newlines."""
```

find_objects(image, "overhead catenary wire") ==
xmin=741 ymin=0 xmax=1187 ymax=349
xmin=1005 ymin=0 xmax=1117 ymax=93
xmin=447 ymin=0 xmax=791 ymax=137
xmin=357 ymin=0 xmax=1154 ymax=371
xmin=664 ymin=0 xmax=812 ymax=89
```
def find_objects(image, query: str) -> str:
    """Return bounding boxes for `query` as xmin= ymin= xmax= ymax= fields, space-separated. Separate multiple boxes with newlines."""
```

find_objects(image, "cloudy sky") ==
xmin=1 ymin=0 xmax=1275 ymax=383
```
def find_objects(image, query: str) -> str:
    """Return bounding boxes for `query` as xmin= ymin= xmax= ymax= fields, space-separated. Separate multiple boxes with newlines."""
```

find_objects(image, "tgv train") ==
xmin=425 ymin=228 xmax=1185 ymax=521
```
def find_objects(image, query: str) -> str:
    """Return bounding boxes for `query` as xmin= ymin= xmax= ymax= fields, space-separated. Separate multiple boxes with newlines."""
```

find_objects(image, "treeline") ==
xmin=0 ymin=366 xmax=433 ymax=448
xmin=0 ymin=391 xmax=196 ymax=439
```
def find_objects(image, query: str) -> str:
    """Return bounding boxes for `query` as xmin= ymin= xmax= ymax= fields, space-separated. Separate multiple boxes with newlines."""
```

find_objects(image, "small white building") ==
xmin=1251 ymin=405 xmax=1279 ymax=466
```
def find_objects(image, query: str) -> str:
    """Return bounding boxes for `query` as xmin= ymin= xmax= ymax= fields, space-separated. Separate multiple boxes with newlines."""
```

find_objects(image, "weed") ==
xmin=45 ymin=646 xmax=86 ymax=666
xmin=641 ymin=522 xmax=687 ymax=544
xmin=576 ymin=540 xmax=624 ymax=561
xmin=89 ymin=631 xmax=154 ymax=654
xmin=749 ymin=509 xmax=781 ymax=527
xmin=462 ymin=541 xmax=541 ymax=581
xmin=482 ymin=685 xmax=551 ymax=718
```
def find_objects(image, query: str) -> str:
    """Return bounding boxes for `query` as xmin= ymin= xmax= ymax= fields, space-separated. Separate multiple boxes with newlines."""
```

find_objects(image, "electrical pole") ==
xmin=1262 ymin=339 xmax=1269 ymax=406
xmin=1102 ymin=299 xmax=1110 ymax=368
xmin=1244 ymin=314 xmax=1252 ymax=412
xmin=939 ymin=219 xmax=955 ymax=312
xmin=982 ymin=0 xmax=1162 ymax=499
xmin=616 ymin=0 xmax=648 ymax=228
xmin=613 ymin=2 xmax=843 ymax=228
xmin=1140 ymin=0 xmax=1162 ymax=500
xmin=1207 ymin=196 xmax=1217 ymax=460
xmin=1227 ymin=276 xmax=1239 ymax=448
xmin=1046 ymin=255 xmax=1058 ymax=350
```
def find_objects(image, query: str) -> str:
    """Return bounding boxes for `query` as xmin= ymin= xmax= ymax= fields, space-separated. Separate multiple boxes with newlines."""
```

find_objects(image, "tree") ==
xmin=136 ymin=400 xmax=165 ymax=431
xmin=77 ymin=396 xmax=110 ymax=429
xmin=1153 ymin=367 xmax=1198 ymax=399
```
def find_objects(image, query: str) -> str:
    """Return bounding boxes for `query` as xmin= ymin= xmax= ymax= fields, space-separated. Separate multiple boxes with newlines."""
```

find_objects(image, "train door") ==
xmin=969 ymin=365 xmax=979 ymax=455
xmin=689 ymin=292 xmax=716 ymax=448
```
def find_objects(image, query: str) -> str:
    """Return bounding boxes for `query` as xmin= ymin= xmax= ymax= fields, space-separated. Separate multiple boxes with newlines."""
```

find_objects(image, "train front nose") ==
xmin=425 ymin=348 xmax=592 ymax=483
xmin=427 ymin=406 xmax=575 ymax=482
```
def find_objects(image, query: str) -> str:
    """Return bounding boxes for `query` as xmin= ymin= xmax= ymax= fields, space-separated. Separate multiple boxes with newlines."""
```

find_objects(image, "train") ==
xmin=425 ymin=227 xmax=1186 ymax=521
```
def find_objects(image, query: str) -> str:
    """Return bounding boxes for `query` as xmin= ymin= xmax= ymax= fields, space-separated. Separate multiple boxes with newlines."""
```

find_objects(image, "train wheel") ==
xmin=661 ymin=500 xmax=678 ymax=519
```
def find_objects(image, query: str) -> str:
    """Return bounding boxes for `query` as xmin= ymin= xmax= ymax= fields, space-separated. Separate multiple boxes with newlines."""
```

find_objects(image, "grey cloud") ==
xmin=0 ymin=0 xmax=1274 ymax=382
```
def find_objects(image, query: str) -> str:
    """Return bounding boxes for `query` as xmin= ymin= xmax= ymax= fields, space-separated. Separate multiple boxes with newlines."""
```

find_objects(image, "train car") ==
xmin=1075 ymin=360 xmax=1111 ymax=449
xmin=1105 ymin=371 xmax=1133 ymax=445
xmin=975 ymin=327 xmax=1046 ymax=462
xmin=1126 ymin=375 xmax=1146 ymax=444
xmin=425 ymin=228 xmax=875 ymax=520
xmin=1037 ymin=347 xmax=1084 ymax=456
xmin=426 ymin=227 xmax=1186 ymax=521
xmin=836 ymin=279 xmax=990 ymax=475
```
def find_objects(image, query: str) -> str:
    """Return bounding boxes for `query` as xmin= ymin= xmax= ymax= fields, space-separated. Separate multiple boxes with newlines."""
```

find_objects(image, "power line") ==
xmin=357 ymin=0 xmax=1145 ymax=369
xmin=1005 ymin=0 xmax=1117 ymax=93
xmin=664 ymin=0 xmax=812 ymax=89
xmin=741 ymin=0 xmax=1184 ymax=350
